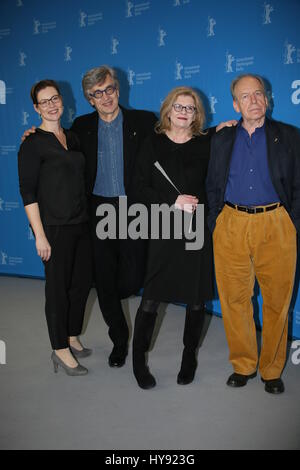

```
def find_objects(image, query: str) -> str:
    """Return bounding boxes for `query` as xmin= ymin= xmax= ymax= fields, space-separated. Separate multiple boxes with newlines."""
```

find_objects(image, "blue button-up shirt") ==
xmin=93 ymin=109 xmax=126 ymax=197
xmin=224 ymin=120 xmax=280 ymax=206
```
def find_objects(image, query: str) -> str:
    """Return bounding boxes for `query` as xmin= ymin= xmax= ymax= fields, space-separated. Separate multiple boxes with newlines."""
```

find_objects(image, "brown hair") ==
xmin=155 ymin=86 xmax=206 ymax=136
xmin=30 ymin=79 xmax=61 ymax=105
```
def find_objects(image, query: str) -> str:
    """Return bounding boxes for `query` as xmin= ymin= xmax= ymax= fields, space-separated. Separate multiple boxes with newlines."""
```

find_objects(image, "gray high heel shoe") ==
xmin=70 ymin=345 xmax=93 ymax=359
xmin=51 ymin=351 xmax=88 ymax=376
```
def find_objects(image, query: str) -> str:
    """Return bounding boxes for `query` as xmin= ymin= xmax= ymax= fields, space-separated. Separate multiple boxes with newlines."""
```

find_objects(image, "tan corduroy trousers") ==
xmin=213 ymin=204 xmax=297 ymax=380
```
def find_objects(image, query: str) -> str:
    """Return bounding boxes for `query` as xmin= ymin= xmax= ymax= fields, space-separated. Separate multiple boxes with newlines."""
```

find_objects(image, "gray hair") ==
xmin=230 ymin=73 xmax=267 ymax=100
xmin=82 ymin=65 xmax=120 ymax=101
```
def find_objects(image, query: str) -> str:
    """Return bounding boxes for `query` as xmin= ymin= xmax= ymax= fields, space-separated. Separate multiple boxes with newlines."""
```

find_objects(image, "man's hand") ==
xmin=216 ymin=120 xmax=238 ymax=132
xmin=21 ymin=126 xmax=37 ymax=142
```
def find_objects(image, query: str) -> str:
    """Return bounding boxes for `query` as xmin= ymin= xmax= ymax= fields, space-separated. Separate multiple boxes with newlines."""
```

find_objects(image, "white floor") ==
xmin=0 ymin=276 xmax=299 ymax=450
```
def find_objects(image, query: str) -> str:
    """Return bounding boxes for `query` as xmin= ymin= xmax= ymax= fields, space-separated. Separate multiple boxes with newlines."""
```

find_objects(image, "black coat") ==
xmin=71 ymin=105 xmax=157 ymax=201
xmin=134 ymin=132 xmax=214 ymax=304
xmin=70 ymin=105 xmax=157 ymax=298
xmin=206 ymin=118 xmax=300 ymax=233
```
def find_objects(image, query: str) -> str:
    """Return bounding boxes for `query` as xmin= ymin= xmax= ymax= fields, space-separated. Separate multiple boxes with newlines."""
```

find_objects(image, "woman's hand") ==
xmin=216 ymin=120 xmax=238 ymax=132
xmin=24 ymin=204 xmax=50 ymax=260
xmin=36 ymin=235 xmax=51 ymax=262
xmin=175 ymin=195 xmax=198 ymax=213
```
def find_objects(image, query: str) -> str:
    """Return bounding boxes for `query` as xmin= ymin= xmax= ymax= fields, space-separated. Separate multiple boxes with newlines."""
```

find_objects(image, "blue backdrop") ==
xmin=0 ymin=0 xmax=299 ymax=338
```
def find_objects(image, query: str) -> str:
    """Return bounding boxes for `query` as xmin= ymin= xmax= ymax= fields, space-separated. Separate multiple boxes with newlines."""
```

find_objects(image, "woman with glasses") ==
xmin=18 ymin=79 xmax=93 ymax=376
xmin=132 ymin=86 xmax=215 ymax=389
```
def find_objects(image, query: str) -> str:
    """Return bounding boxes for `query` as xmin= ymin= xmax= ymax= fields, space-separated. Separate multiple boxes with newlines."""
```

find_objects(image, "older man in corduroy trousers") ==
xmin=206 ymin=73 xmax=300 ymax=394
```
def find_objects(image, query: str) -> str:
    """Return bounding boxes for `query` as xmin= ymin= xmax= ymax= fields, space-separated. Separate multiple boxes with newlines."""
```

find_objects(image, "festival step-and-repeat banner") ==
xmin=0 ymin=0 xmax=299 ymax=338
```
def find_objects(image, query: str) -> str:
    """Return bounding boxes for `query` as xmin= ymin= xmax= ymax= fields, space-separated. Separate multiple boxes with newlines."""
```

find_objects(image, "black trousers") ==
xmin=90 ymin=195 xmax=146 ymax=350
xmin=44 ymin=223 xmax=93 ymax=350
xmin=140 ymin=299 xmax=204 ymax=313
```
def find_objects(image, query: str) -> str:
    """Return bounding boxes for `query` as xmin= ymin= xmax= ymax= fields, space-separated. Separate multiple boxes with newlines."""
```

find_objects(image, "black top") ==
xmin=18 ymin=128 xmax=88 ymax=226
xmin=134 ymin=132 xmax=214 ymax=304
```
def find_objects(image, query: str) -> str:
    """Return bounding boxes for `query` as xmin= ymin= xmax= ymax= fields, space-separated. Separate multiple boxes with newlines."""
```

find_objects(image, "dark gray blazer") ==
xmin=71 ymin=105 xmax=157 ymax=200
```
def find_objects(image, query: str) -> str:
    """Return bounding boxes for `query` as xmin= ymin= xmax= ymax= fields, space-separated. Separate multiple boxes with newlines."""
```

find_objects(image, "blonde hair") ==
xmin=155 ymin=86 xmax=206 ymax=136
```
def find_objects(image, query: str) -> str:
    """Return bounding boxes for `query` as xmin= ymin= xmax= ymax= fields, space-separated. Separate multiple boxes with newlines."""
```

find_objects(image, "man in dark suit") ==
xmin=71 ymin=66 xmax=157 ymax=368
xmin=206 ymin=73 xmax=300 ymax=394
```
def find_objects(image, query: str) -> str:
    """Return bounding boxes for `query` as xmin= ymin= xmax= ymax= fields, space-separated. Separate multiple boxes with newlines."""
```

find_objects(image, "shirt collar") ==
xmin=238 ymin=118 xmax=266 ymax=136
xmin=98 ymin=108 xmax=123 ymax=129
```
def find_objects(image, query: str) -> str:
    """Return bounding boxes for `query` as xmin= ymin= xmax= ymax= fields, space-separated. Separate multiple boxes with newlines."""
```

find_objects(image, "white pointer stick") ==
xmin=154 ymin=161 xmax=194 ymax=233
xmin=154 ymin=161 xmax=181 ymax=194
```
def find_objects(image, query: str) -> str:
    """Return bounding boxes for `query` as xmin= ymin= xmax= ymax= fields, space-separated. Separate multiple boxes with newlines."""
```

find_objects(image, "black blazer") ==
xmin=71 ymin=105 xmax=157 ymax=200
xmin=206 ymin=118 xmax=300 ymax=233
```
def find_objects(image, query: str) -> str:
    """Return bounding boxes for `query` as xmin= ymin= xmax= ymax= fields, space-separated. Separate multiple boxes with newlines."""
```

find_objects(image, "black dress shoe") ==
xmin=227 ymin=372 xmax=257 ymax=388
xmin=177 ymin=372 xmax=195 ymax=386
xmin=261 ymin=378 xmax=285 ymax=394
xmin=108 ymin=348 xmax=127 ymax=368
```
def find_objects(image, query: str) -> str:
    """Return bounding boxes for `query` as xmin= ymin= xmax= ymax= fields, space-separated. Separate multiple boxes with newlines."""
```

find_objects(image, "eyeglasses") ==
xmin=172 ymin=103 xmax=196 ymax=114
xmin=88 ymin=85 xmax=117 ymax=100
xmin=37 ymin=94 xmax=61 ymax=108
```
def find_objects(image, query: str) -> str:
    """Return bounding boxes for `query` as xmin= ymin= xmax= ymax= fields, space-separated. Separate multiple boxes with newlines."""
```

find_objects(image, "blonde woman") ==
xmin=132 ymin=87 xmax=215 ymax=389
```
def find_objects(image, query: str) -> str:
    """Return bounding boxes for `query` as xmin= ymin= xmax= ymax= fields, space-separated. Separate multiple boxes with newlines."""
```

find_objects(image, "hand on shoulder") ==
xmin=216 ymin=120 xmax=238 ymax=133
xmin=21 ymin=126 xmax=37 ymax=142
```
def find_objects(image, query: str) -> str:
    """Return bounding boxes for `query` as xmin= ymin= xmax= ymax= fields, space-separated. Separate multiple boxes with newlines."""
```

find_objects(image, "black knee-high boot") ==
xmin=132 ymin=308 xmax=157 ymax=390
xmin=177 ymin=305 xmax=205 ymax=385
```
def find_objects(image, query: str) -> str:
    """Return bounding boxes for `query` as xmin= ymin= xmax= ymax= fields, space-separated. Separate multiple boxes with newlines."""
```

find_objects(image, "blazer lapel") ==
xmin=87 ymin=111 xmax=98 ymax=159
xmin=122 ymin=107 xmax=139 ymax=190
xmin=221 ymin=127 xmax=237 ymax=179
xmin=265 ymin=117 xmax=282 ymax=185
xmin=85 ymin=112 xmax=99 ymax=192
